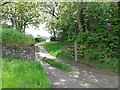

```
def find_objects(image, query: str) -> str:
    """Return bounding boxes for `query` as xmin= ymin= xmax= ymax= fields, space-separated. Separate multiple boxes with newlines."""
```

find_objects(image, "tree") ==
xmin=44 ymin=2 xmax=119 ymax=60
xmin=0 ymin=2 xmax=43 ymax=32
xmin=40 ymin=2 xmax=60 ymax=37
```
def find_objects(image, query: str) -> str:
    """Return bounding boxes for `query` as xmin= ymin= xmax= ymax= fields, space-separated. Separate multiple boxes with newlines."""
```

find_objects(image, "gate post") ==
xmin=74 ymin=41 xmax=78 ymax=61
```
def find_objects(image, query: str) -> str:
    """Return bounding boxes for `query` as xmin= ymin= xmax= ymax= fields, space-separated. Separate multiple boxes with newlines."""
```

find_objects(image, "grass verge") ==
xmin=44 ymin=41 xmax=119 ymax=74
xmin=80 ymin=57 xmax=119 ymax=73
xmin=2 ymin=28 xmax=34 ymax=46
xmin=44 ymin=41 xmax=74 ymax=61
xmin=2 ymin=58 xmax=51 ymax=88
xmin=41 ymin=57 xmax=74 ymax=72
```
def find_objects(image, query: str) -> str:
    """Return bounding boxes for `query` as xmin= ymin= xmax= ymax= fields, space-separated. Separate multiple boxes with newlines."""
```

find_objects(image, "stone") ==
xmin=2 ymin=44 xmax=35 ymax=60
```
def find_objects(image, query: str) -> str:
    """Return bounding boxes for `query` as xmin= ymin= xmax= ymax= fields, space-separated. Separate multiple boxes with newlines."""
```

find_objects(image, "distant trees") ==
xmin=35 ymin=37 xmax=46 ymax=42
xmin=40 ymin=2 xmax=60 ymax=38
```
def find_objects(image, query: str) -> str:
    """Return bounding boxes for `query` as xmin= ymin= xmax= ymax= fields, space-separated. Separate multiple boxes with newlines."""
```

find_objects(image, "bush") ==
xmin=50 ymin=36 xmax=57 ymax=41
xmin=35 ymin=37 xmax=46 ymax=42
xmin=2 ymin=24 xmax=12 ymax=29
xmin=76 ymin=32 xmax=119 ymax=73
xmin=2 ymin=28 xmax=34 ymax=46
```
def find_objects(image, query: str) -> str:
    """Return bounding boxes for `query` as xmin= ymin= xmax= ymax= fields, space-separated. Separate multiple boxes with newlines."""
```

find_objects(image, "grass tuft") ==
xmin=35 ymin=46 xmax=39 ymax=52
xmin=41 ymin=57 xmax=74 ymax=72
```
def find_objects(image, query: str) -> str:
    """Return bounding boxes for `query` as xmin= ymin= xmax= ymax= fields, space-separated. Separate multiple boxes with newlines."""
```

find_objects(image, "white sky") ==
xmin=25 ymin=23 xmax=51 ymax=38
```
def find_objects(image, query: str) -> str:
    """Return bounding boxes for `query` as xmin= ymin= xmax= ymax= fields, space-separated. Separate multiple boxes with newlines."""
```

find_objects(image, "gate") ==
xmin=61 ymin=41 xmax=78 ymax=61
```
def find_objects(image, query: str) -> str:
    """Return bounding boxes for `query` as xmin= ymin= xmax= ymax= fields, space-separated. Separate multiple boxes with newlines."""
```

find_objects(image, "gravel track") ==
xmin=35 ymin=43 xmax=119 ymax=88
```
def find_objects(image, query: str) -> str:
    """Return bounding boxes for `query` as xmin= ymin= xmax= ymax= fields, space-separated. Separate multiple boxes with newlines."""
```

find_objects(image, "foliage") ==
xmin=41 ymin=2 xmax=59 ymax=37
xmin=41 ymin=57 xmax=74 ymax=72
xmin=1 ymin=23 xmax=12 ymax=29
xmin=1 ymin=2 xmax=119 ymax=73
xmin=44 ymin=41 xmax=119 ymax=73
xmin=45 ymin=2 xmax=119 ymax=73
xmin=50 ymin=36 xmax=57 ymax=41
xmin=0 ymin=2 xmax=43 ymax=31
xmin=35 ymin=37 xmax=46 ymax=42
xmin=2 ymin=28 xmax=34 ymax=46
xmin=80 ymin=57 xmax=119 ymax=73
xmin=2 ymin=58 xmax=51 ymax=88
xmin=44 ymin=42 xmax=74 ymax=61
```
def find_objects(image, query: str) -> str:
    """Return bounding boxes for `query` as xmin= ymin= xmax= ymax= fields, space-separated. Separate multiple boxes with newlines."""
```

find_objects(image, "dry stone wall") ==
xmin=2 ymin=44 xmax=35 ymax=60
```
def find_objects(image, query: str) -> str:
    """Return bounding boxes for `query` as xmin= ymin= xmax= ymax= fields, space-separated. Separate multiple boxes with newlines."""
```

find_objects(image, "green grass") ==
xmin=80 ymin=57 xmax=119 ymax=73
xmin=44 ymin=41 xmax=119 ymax=74
xmin=44 ymin=41 xmax=74 ymax=61
xmin=2 ymin=28 xmax=34 ymax=46
xmin=41 ymin=57 xmax=74 ymax=72
xmin=2 ymin=58 xmax=51 ymax=88
xmin=35 ymin=46 xmax=39 ymax=51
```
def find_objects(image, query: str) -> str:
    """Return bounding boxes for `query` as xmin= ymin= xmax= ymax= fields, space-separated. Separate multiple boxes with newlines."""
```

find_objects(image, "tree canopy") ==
xmin=1 ymin=2 xmax=43 ymax=31
xmin=43 ymin=2 xmax=119 ymax=63
xmin=1 ymin=2 xmax=119 ymax=68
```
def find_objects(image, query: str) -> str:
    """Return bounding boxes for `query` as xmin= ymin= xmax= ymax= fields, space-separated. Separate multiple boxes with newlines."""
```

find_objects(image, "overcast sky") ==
xmin=25 ymin=23 xmax=51 ymax=38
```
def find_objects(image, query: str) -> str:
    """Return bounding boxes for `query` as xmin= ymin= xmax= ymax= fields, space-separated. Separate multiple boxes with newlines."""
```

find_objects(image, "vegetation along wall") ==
xmin=1 ymin=28 xmax=35 ymax=60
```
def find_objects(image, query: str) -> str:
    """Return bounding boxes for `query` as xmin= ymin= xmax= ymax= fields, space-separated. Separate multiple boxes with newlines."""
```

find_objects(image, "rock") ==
xmin=2 ymin=44 xmax=35 ymax=60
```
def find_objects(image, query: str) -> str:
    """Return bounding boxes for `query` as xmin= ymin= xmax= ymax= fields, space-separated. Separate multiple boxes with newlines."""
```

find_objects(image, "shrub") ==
xmin=35 ymin=37 xmax=46 ymax=42
xmin=50 ymin=36 xmax=57 ymax=41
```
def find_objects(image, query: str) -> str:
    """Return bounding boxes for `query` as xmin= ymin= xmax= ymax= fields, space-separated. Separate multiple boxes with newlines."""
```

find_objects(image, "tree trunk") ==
xmin=77 ymin=3 xmax=83 ymax=33
xmin=53 ymin=29 xmax=56 ymax=37
xmin=77 ymin=8 xmax=82 ymax=30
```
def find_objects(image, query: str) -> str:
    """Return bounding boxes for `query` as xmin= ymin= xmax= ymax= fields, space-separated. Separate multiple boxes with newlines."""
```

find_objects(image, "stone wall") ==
xmin=2 ymin=44 xmax=35 ymax=60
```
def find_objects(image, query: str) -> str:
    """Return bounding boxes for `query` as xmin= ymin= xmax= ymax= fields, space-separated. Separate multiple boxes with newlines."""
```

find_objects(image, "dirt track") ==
xmin=35 ymin=43 xmax=118 ymax=88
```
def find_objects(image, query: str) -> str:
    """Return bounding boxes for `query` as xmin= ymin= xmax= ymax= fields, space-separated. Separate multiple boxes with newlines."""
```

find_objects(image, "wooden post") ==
xmin=74 ymin=41 xmax=77 ymax=61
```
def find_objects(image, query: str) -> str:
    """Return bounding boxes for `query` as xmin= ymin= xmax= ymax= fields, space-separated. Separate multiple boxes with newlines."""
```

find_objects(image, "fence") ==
xmin=61 ymin=41 xmax=78 ymax=61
